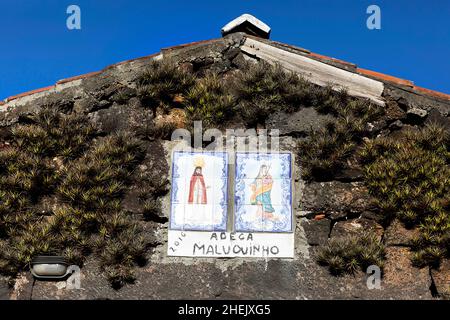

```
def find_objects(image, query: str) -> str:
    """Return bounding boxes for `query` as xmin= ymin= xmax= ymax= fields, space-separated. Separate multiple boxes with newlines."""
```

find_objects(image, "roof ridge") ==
xmin=2 ymin=36 xmax=450 ymax=105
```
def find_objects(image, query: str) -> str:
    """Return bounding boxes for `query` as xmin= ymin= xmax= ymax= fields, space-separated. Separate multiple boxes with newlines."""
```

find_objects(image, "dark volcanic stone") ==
xmin=0 ymin=277 xmax=10 ymax=300
xmin=384 ymin=219 xmax=419 ymax=247
xmin=383 ymin=247 xmax=432 ymax=299
xmin=330 ymin=218 xmax=383 ymax=240
xmin=231 ymin=53 xmax=249 ymax=69
xmin=23 ymin=254 xmax=434 ymax=300
xmin=431 ymin=259 xmax=450 ymax=299
xmin=300 ymin=181 xmax=370 ymax=219
xmin=266 ymin=107 xmax=334 ymax=136
xmin=301 ymin=218 xmax=331 ymax=246
xmin=425 ymin=109 xmax=450 ymax=130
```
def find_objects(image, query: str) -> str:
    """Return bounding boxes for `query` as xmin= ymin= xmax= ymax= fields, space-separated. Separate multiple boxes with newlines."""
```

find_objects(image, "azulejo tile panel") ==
xmin=235 ymin=152 xmax=293 ymax=232
xmin=170 ymin=151 xmax=228 ymax=231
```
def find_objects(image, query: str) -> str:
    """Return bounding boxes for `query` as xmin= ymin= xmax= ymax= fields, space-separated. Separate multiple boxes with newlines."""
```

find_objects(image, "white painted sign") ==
xmin=168 ymin=230 xmax=295 ymax=258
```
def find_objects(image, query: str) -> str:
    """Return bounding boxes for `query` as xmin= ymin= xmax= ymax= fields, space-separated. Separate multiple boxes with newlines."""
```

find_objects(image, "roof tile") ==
xmin=413 ymin=85 xmax=450 ymax=101
xmin=2 ymin=35 xmax=450 ymax=106
xmin=309 ymin=52 xmax=356 ymax=69
xmin=161 ymin=38 xmax=220 ymax=52
xmin=57 ymin=71 xmax=102 ymax=85
xmin=357 ymin=68 xmax=414 ymax=87
xmin=5 ymin=85 xmax=55 ymax=103
xmin=107 ymin=52 xmax=161 ymax=69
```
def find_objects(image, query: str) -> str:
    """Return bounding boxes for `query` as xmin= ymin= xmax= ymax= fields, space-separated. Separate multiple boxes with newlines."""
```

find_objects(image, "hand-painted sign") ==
xmin=235 ymin=152 xmax=293 ymax=232
xmin=168 ymin=230 xmax=294 ymax=258
xmin=170 ymin=151 xmax=228 ymax=231
xmin=168 ymin=151 xmax=294 ymax=258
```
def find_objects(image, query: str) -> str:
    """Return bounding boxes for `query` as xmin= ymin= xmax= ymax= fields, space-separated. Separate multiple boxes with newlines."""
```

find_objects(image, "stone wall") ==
xmin=1 ymin=32 xmax=449 ymax=300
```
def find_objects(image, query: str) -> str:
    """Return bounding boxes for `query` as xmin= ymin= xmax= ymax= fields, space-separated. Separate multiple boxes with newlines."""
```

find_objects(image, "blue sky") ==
xmin=0 ymin=0 xmax=449 ymax=100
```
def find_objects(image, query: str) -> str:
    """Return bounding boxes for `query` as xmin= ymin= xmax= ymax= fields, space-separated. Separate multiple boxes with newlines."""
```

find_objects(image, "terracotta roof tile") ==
xmin=309 ymin=52 xmax=356 ymax=69
xmin=107 ymin=52 xmax=161 ymax=69
xmin=2 ymin=35 xmax=450 ymax=106
xmin=161 ymin=38 xmax=220 ymax=52
xmin=413 ymin=85 xmax=450 ymax=101
xmin=357 ymin=68 xmax=414 ymax=87
xmin=57 ymin=71 xmax=102 ymax=85
xmin=5 ymin=85 xmax=55 ymax=103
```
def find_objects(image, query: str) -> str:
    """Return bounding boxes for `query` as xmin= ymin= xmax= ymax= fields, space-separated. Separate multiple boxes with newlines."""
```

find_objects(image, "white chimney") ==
xmin=221 ymin=14 xmax=271 ymax=39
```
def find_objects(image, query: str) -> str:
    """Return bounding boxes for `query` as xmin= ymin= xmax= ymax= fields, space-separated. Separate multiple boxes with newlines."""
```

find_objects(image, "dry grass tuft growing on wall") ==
xmin=136 ymin=60 xmax=195 ymax=116
xmin=232 ymin=61 xmax=314 ymax=126
xmin=360 ymin=124 xmax=450 ymax=268
xmin=317 ymin=233 xmax=385 ymax=276
xmin=184 ymin=73 xmax=235 ymax=128
xmin=0 ymin=108 xmax=150 ymax=287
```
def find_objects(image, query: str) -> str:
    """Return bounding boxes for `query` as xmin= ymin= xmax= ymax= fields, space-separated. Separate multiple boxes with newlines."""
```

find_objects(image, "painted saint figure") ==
xmin=188 ymin=166 xmax=207 ymax=204
xmin=250 ymin=164 xmax=276 ymax=219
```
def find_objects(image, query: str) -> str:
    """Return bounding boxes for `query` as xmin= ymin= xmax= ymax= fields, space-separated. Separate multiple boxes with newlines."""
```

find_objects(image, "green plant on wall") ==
xmin=184 ymin=73 xmax=235 ymax=128
xmin=136 ymin=60 xmax=195 ymax=116
xmin=0 ymin=107 xmax=149 ymax=287
xmin=317 ymin=233 xmax=385 ymax=276
xmin=232 ymin=61 xmax=314 ymax=126
xmin=360 ymin=124 xmax=450 ymax=268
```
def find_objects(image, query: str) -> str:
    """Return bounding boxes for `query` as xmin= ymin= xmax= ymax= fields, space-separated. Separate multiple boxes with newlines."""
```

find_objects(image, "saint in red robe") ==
xmin=188 ymin=167 xmax=207 ymax=204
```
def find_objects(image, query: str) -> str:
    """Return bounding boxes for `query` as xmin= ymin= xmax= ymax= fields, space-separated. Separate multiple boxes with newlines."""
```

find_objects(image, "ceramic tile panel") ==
xmin=170 ymin=151 xmax=228 ymax=231
xmin=235 ymin=152 xmax=292 ymax=232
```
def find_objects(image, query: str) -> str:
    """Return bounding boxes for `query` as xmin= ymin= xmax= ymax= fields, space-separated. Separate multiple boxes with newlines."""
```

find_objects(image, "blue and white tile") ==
xmin=170 ymin=178 xmax=186 ymax=204
xmin=170 ymin=151 xmax=228 ymax=231
xmin=169 ymin=203 xmax=186 ymax=230
xmin=235 ymin=204 xmax=264 ymax=232
xmin=234 ymin=152 xmax=293 ymax=233
xmin=235 ymin=178 xmax=291 ymax=206
xmin=212 ymin=152 xmax=229 ymax=179
xmin=211 ymin=178 xmax=228 ymax=205
xmin=262 ymin=205 xmax=293 ymax=233
xmin=235 ymin=152 xmax=292 ymax=179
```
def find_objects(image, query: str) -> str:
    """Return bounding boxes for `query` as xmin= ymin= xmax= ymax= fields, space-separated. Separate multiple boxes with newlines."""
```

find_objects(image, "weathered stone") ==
xmin=301 ymin=218 xmax=330 ymax=246
xmin=266 ymin=107 xmax=334 ymax=136
xmin=330 ymin=218 xmax=383 ymax=240
xmin=389 ymin=119 xmax=404 ymax=130
xmin=383 ymin=247 xmax=432 ymax=299
xmin=73 ymin=96 xmax=110 ymax=114
xmin=223 ymin=47 xmax=241 ymax=60
xmin=9 ymin=273 xmax=34 ymax=300
xmin=384 ymin=219 xmax=419 ymax=247
xmin=384 ymin=84 xmax=450 ymax=117
xmin=154 ymin=108 xmax=187 ymax=130
xmin=88 ymin=102 xmax=150 ymax=134
xmin=384 ymin=99 xmax=407 ymax=121
xmin=425 ymin=108 xmax=450 ymax=130
xmin=431 ymin=259 xmax=450 ymax=299
xmin=2 ymin=30 xmax=448 ymax=301
xmin=407 ymin=107 xmax=428 ymax=119
xmin=0 ymin=276 xmax=11 ymax=300
xmin=79 ymin=73 xmax=118 ymax=101
xmin=178 ymin=62 xmax=194 ymax=73
xmin=109 ymin=86 xmax=137 ymax=104
xmin=300 ymin=181 xmax=370 ymax=219
xmin=121 ymin=187 xmax=143 ymax=214
xmin=333 ymin=166 xmax=364 ymax=182
xmin=231 ymin=52 xmax=249 ymax=69
xmin=23 ymin=252 xmax=434 ymax=300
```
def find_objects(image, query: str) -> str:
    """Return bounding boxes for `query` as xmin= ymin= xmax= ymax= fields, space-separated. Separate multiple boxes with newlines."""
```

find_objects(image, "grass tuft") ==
xmin=360 ymin=124 xmax=450 ymax=267
xmin=136 ymin=60 xmax=195 ymax=116
xmin=317 ymin=233 xmax=385 ymax=276
xmin=184 ymin=73 xmax=235 ymax=128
